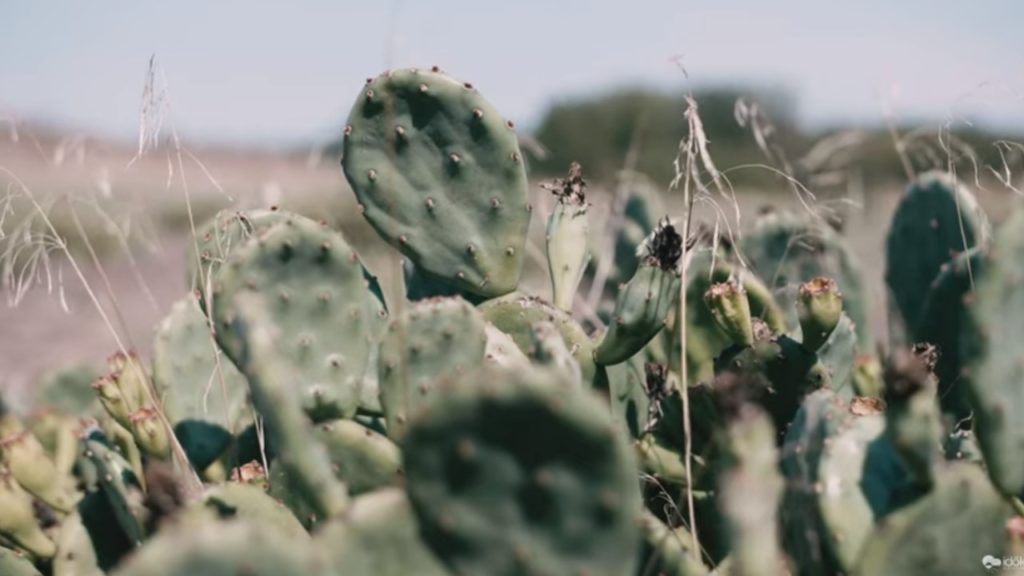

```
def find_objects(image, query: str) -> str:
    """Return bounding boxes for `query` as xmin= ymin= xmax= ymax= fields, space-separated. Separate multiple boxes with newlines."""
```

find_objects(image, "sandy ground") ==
xmin=1 ymin=130 xmax=1019 ymax=408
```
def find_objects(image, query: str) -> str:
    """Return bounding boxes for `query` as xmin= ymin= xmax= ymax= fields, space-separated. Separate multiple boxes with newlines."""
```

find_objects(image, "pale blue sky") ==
xmin=2 ymin=1 xmax=1022 ymax=146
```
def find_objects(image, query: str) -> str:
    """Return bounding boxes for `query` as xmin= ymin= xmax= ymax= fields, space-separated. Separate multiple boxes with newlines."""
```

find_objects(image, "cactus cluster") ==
xmin=3 ymin=67 xmax=1022 ymax=576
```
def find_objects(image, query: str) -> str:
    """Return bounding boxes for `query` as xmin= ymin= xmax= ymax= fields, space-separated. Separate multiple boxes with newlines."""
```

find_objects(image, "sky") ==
xmin=2 ymin=1 xmax=1022 ymax=147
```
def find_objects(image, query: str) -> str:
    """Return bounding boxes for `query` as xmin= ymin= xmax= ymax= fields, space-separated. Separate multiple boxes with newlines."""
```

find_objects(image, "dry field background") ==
xmin=0 ymin=130 xmax=1019 ymax=407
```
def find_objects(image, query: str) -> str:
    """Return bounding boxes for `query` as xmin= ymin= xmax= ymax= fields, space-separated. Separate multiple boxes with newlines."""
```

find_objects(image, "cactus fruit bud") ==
xmin=0 ymin=467 xmax=56 ymax=560
xmin=797 ymin=277 xmax=843 ymax=351
xmin=0 ymin=412 xmax=80 ymax=513
xmin=544 ymin=162 xmax=591 ymax=312
xmin=705 ymin=280 xmax=755 ymax=347
xmin=128 ymin=408 xmax=171 ymax=460
xmin=92 ymin=376 xmax=130 ymax=429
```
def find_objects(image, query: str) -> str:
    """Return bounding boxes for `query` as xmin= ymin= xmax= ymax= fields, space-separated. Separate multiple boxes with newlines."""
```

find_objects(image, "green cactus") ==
xmin=75 ymin=435 xmax=147 ymax=570
xmin=112 ymin=518 xmax=324 ymax=576
xmin=544 ymin=162 xmax=591 ymax=311
xmin=27 ymin=410 xmax=79 ymax=477
xmin=965 ymin=208 xmax=1024 ymax=498
xmin=678 ymin=251 xmax=787 ymax=385
xmin=883 ymin=345 xmax=943 ymax=490
xmin=483 ymin=322 xmax=531 ymax=369
xmin=716 ymin=403 xmax=788 ymax=576
xmin=0 ymin=407 xmax=80 ymax=513
xmin=780 ymin=391 xmax=914 ymax=575
xmin=53 ymin=513 xmax=103 ymax=576
xmin=402 ymin=365 xmax=641 ymax=576
xmin=704 ymin=280 xmax=755 ymax=347
xmin=212 ymin=214 xmax=388 ymax=421
xmin=636 ymin=511 xmax=709 ymax=576
xmin=316 ymin=488 xmax=452 ymax=576
xmin=341 ymin=67 xmax=530 ymax=297
xmin=378 ymin=296 xmax=487 ymax=440
xmin=270 ymin=418 xmax=402 ymax=528
xmin=0 ymin=546 xmax=43 ymax=576
xmin=796 ymin=277 xmax=843 ymax=353
xmin=916 ymin=247 xmax=986 ymax=420
xmin=742 ymin=209 xmax=872 ymax=349
xmin=815 ymin=313 xmax=859 ymax=399
xmin=885 ymin=171 xmax=989 ymax=339
xmin=0 ymin=467 xmax=56 ymax=561
xmin=185 ymin=482 xmax=307 ymax=539
xmin=713 ymin=335 xmax=829 ymax=438
xmin=33 ymin=363 xmax=101 ymax=416
xmin=186 ymin=207 xmax=291 ymax=300
xmin=594 ymin=355 xmax=650 ymax=438
xmin=527 ymin=321 xmax=584 ymax=386
xmin=854 ymin=464 xmax=1014 ymax=576
xmin=595 ymin=219 xmax=683 ymax=366
xmin=228 ymin=291 xmax=350 ymax=523
xmin=479 ymin=293 xmax=596 ymax=384
xmin=152 ymin=293 xmax=251 ymax=470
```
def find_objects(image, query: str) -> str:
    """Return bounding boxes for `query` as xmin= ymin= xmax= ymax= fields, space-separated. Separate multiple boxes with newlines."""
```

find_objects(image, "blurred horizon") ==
xmin=3 ymin=0 xmax=1023 ymax=149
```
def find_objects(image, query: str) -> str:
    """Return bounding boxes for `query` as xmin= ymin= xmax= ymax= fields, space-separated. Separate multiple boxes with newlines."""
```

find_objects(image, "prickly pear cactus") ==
xmin=33 ymin=363 xmax=101 ymax=416
xmin=815 ymin=313 xmax=859 ymax=398
xmin=112 ymin=519 xmax=325 ymax=576
xmin=917 ymin=247 xmax=986 ymax=420
xmin=212 ymin=214 xmax=388 ymax=421
xmin=341 ymin=67 xmax=530 ymax=297
xmin=378 ymin=297 xmax=487 ymax=440
xmin=966 ymin=208 xmax=1024 ymax=498
xmin=0 ymin=408 xmax=80 ymax=513
xmin=781 ymin=391 xmax=912 ymax=575
xmin=152 ymin=294 xmax=251 ymax=469
xmin=883 ymin=345 xmax=943 ymax=490
xmin=479 ymin=293 xmax=596 ymax=384
xmin=76 ymin=435 xmax=146 ymax=570
xmin=595 ymin=219 xmax=683 ymax=366
xmin=0 ymin=547 xmax=42 ymax=576
xmin=316 ymin=488 xmax=452 ymax=576
xmin=228 ymin=291 xmax=350 ymax=523
xmin=270 ymin=418 xmax=402 ymax=525
xmin=186 ymin=207 xmax=290 ymax=298
xmin=854 ymin=464 xmax=1014 ymax=576
xmin=742 ymin=209 xmax=872 ymax=349
xmin=188 ymin=482 xmax=307 ymax=540
xmin=885 ymin=171 xmax=989 ymax=339
xmin=678 ymin=251 xmax=787 ymax=385
xmin=636 ymin=511 xmax=708 ymax=576
xmin=544 ymin=162 xmax=590 ymax=311
xmin=713 ymin=335 xmax=828 ymax=437
xmin=0 ymin=467 xmax=55 ymax=561
xmin=402 ymin=365 xmax=641 ymax=576
xmin=53 ymin=513 xmax=103 ymax=576
xmin=716 ymin=403 xmax=789 ymax=576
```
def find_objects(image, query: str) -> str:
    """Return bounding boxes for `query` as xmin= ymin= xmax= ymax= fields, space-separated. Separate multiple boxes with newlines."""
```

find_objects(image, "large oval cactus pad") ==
xmin=212 ymin=215 xmax=388 ymax=421
xmin=402 ymin=366 xmax=641 ymax=576
xmin=341 ymin=68 xmax=530 ymax=297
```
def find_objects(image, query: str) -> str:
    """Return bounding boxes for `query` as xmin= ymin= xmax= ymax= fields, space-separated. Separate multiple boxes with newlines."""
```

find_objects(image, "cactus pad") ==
xmin=885 ymin=171 xmax=989 ymax=337
xmin=402 ymin=366 xmax=641 ymax=576
xmin=212 ymin=214 xmax=387 ymax=421
xmin=966 ymin=208 xmax=1024 ymax=497
xmin=479 ymin=293 xmax=596 ymax=384
xmin=379 ymin=297 xmax=487 ymax=439
xmin=113 ymin=519 xmax=324 ymax=576
xmin=341 ymin=67 xmax=530 ymax=297
xmin=316 ymin=488 xmax=451 ymax=576
xmin=854 ymin=464 xmax=1014 ymax=576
